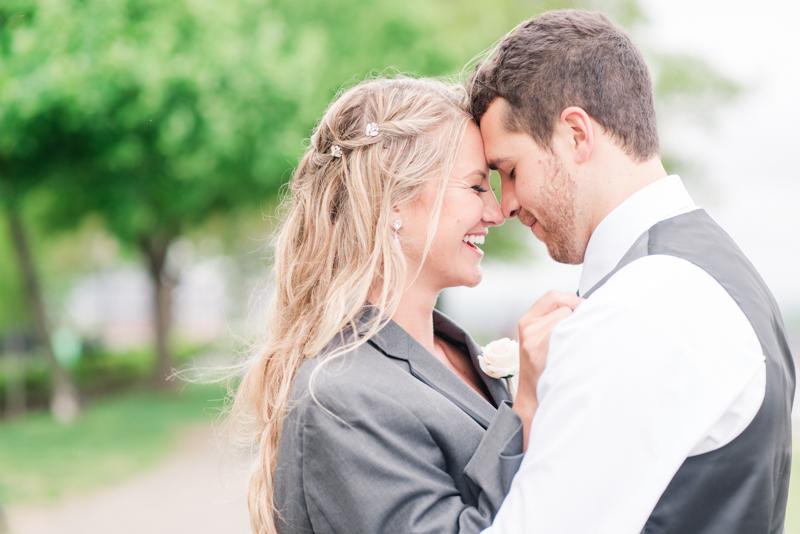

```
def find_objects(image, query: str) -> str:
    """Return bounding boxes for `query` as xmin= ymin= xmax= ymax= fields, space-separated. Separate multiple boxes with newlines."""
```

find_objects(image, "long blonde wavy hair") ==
xmin=229 ymin=76 xmax=471 ymax=534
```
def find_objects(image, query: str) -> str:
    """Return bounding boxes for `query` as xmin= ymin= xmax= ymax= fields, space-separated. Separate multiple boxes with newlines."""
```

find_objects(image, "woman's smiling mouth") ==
xmin=462 ymin=234 xmax=486 ymax=256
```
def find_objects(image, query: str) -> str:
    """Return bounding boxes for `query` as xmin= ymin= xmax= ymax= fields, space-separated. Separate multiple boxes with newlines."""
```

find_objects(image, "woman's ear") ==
xmin=558 ymin=106 xmax=594 ymax=165
xmin=391 ymin=203 xmax=405 ymax=226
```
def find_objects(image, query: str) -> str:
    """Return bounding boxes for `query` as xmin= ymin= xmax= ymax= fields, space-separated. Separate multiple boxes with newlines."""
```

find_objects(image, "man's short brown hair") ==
xmin=468 ymin=9 xmax=659 ymax=163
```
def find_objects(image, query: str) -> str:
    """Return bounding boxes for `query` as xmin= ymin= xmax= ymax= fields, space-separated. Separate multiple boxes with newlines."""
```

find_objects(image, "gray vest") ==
xmin=584 ymin=209 xmax=794 ymax=534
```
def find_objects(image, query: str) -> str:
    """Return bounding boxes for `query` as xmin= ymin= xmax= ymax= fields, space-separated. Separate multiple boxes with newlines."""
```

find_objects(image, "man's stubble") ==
xmin=519 ymin=155 xmax=585 ymax=265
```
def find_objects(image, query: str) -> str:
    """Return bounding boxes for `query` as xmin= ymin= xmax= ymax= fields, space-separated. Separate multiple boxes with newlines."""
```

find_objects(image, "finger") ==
xmin=519 ymin=307 xmax=574 ymax=351
xmin=522 ymin=290 xmax=583 ymax=320
xmin=544 ymin=305 xmax=574 ymax=325
xmin=557 ymin=293 xmax=584 ymax=310
xmin=542 ymin=310 xmax=571 ymax=342
xmin=520 ymin=304 xmax=574 ymax=337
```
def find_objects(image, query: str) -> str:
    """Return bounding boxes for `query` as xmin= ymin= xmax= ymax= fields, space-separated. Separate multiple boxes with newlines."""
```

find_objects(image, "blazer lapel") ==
xmin=364 ymin=308 xmax=509 ymax=430
xmin=433 ymin=310 xmax=512 ymax=407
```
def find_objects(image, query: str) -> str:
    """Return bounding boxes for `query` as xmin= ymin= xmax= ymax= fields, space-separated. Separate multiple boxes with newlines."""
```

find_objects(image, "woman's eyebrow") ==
xmin=462 ymin=169 xmax=489 ymax=181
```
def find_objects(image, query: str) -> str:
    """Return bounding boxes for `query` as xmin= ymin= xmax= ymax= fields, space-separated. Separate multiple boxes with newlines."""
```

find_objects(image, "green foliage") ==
xmin=648 ymin=52 xmax=742 ymax=180
xmin=0 ymin=383 xmax=224 ymax=504
xmin=596 ymin=0 xmax=648 ymax=28
xmin=0 ymin=344 xmax=210 ymax=412
xmin=0 ymin=0 xmax=746 ymax=318
xmin=1 ymin=0 xmax=298 ymax=243
xmin=0 ymin=0 xmax=611 ymax=234
xmin=0 ymin=0 xmax=523 ymax=246
xmin=654 ymin=53 xmax=742 ymax=119
xmin=0 ymin=0 xmax=575 ymax=330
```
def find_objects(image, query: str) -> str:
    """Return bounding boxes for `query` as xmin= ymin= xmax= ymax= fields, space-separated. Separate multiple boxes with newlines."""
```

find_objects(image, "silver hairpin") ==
xmin=366 ymin=122 xmax=379 ymax=137
xmin=331 ymin=145 xmax=343 ymax=158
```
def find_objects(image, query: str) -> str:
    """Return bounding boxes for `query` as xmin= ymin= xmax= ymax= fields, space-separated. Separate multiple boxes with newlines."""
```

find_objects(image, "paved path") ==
xmin=6 ymin=424 xmax=252 ymax=534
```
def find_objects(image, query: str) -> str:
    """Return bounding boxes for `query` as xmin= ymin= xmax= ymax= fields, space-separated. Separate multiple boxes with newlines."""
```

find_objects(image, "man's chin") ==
xmin=525 ymin=215 xmax=585 ymax=264
xmin=544 ymin=240 xmax=585 ymax=265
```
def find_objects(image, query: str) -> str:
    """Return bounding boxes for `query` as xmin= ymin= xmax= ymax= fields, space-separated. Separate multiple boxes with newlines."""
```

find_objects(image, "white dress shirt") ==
xmin=484 ymin=176 xmax=767 ymax=534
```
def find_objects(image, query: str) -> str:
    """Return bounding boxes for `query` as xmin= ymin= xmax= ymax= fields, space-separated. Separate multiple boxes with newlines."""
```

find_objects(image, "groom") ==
xmin=469 ymin=9 xmax=794 ymax=534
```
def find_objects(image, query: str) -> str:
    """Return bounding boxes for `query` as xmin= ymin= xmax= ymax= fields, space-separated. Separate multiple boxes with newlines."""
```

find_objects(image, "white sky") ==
xmin=443 ymin=0 xmax=800 ymax=341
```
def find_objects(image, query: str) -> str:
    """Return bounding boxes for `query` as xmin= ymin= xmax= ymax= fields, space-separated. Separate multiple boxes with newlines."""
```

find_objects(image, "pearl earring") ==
xmin=393 ymin=220 xmax=402 ymax=248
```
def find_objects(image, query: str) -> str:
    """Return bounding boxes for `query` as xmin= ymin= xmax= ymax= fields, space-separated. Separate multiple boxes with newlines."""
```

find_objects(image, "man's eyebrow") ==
xmin=487 ymin=157 xmax=510 ymax=171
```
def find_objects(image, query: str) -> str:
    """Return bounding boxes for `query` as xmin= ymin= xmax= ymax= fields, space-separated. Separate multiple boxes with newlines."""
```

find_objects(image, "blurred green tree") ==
xmin=0 ymin=0 xmax=741 ymax=396
xmin=0 ymin=94 xmax=88 ymax=421
xmin=0 ymin=0 xmax=100 ymax=416
xmin=0 ymin=0 xmax=489 ymax=388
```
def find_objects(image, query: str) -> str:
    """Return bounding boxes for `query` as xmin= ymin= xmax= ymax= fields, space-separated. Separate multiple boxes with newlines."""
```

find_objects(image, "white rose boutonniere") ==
xmin=478 ymin=338 xmax=519 ymax=399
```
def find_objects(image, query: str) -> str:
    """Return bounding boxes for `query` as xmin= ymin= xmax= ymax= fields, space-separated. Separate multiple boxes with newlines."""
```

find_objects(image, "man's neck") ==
xmin=587 ymin=155 xmax=668 ymax=238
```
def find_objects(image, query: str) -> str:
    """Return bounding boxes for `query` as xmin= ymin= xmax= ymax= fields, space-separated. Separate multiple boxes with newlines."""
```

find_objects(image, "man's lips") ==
xmin=518 ymin=212 xmax=537 ymax=228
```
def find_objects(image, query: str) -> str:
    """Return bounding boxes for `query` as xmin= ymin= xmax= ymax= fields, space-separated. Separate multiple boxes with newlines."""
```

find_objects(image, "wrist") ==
xmin=512 ymin=395 xmax=537 ymax=422
xmin=512 ymin=396 xmax=537 ymax=452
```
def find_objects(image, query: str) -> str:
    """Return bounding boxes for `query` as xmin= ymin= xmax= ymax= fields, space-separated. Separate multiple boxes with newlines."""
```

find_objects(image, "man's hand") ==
xmin=513 ymin=291 xmax=583 ymax=450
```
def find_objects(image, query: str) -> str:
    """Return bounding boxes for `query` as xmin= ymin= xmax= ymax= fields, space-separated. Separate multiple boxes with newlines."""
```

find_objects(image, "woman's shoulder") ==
xmin=289 ymin=338 xmax=410 ymax=409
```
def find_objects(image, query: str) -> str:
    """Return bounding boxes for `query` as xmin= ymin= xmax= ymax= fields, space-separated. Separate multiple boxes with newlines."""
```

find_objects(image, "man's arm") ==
xmin=512 ymin=291 xmax=583 ymax=451
xmin=485 ymin=256 xmax=765 ymax=534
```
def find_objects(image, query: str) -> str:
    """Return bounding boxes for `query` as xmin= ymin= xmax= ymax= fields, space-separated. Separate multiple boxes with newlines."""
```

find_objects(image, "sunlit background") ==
xmin=0 ymin=0 xmax=798 ymax=533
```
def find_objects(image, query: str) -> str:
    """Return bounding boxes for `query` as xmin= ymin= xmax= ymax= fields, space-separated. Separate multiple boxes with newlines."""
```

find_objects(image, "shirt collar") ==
xmin=578 ymin=175 xmax=698 ymax=295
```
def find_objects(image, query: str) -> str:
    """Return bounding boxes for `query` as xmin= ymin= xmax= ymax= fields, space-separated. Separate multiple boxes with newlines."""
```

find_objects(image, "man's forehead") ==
xmin=478 ymin=99 xmax=515 ymax=166
xmin=479 ymin=99 xmax=509 ymax=134
xmin=480 ymin=131 xmax=514 ymax=171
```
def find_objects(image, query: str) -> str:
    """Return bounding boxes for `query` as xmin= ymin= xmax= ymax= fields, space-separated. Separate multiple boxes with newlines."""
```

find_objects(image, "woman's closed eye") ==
xmin=472 ymin=185 xmax=489 ymax=193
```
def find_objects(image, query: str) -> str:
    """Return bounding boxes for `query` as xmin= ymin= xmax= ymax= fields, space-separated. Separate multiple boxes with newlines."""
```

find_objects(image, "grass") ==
xmin=0 ymin=383 xmax=228 ymax=505
xmin=3 ymin=382 xmax=800 ymax=527
xmin=786 ymin=440 xmax=800 ymax=534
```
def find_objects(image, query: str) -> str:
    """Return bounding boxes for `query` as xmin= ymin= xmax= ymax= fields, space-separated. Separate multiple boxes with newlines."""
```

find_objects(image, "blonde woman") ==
xmin=231 ymin=77 xmax=533 ymax=534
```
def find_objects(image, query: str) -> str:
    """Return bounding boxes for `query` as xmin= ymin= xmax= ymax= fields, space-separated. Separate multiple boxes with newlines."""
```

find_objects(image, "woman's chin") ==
xmin=431 ymin=267 xmax=483 ymax=293
xmin=458 ymin=268 xmax=483 ymax=289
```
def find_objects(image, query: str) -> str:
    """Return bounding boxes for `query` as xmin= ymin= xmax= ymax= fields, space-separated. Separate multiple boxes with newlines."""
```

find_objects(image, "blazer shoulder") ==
xmin=290 ymin=339 xmax=409 ymax=409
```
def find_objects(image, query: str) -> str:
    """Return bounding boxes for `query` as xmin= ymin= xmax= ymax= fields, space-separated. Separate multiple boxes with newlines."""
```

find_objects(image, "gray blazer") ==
xmin=274 ymin=310 xmax=524 ymax=534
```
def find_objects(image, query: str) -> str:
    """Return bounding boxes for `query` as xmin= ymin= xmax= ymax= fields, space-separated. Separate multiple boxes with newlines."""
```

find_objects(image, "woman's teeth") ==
xmin=462 ymin=235 xmax=485 ymax=245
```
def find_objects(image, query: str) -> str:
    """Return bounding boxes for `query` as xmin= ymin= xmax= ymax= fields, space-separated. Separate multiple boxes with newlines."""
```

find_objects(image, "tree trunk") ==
xmin=3 ymin=332 xmax=26 ymax=418
xmin=5 ymin=204 xmax=80 ymax=423
xmin=141 ymin=235 xmax=176 ymax=389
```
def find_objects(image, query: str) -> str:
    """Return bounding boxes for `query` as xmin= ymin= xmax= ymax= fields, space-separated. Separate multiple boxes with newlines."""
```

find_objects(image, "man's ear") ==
xmin=558 ymin=106 xmax=594 ymax=165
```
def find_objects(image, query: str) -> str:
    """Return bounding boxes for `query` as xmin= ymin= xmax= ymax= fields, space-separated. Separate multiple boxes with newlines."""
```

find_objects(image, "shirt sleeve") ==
xmin=484 ymin=255 xmax=766 ymax=534
xmin=299 ymin=380 xmax=524 ymax=534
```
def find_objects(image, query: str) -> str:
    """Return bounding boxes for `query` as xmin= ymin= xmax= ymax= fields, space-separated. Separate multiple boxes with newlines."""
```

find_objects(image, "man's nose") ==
xmin=482 ymin=188 xmax=504 ymax=227
xmin=501 ymin=179 xmax=520 ymax=220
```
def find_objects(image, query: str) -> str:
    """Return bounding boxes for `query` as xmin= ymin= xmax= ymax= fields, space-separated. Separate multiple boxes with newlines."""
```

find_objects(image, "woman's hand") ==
xmin=513 ymin=291 xmax=584 ymax=450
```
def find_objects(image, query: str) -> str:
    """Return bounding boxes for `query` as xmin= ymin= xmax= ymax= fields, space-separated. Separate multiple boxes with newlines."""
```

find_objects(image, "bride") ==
xmin=230 ymin=76 xmax=537 ymax=534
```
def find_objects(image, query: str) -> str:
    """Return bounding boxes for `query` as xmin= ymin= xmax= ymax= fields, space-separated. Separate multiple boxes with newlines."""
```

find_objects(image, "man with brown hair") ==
xmin=469 ymin=9 xmax=794 ymax=534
